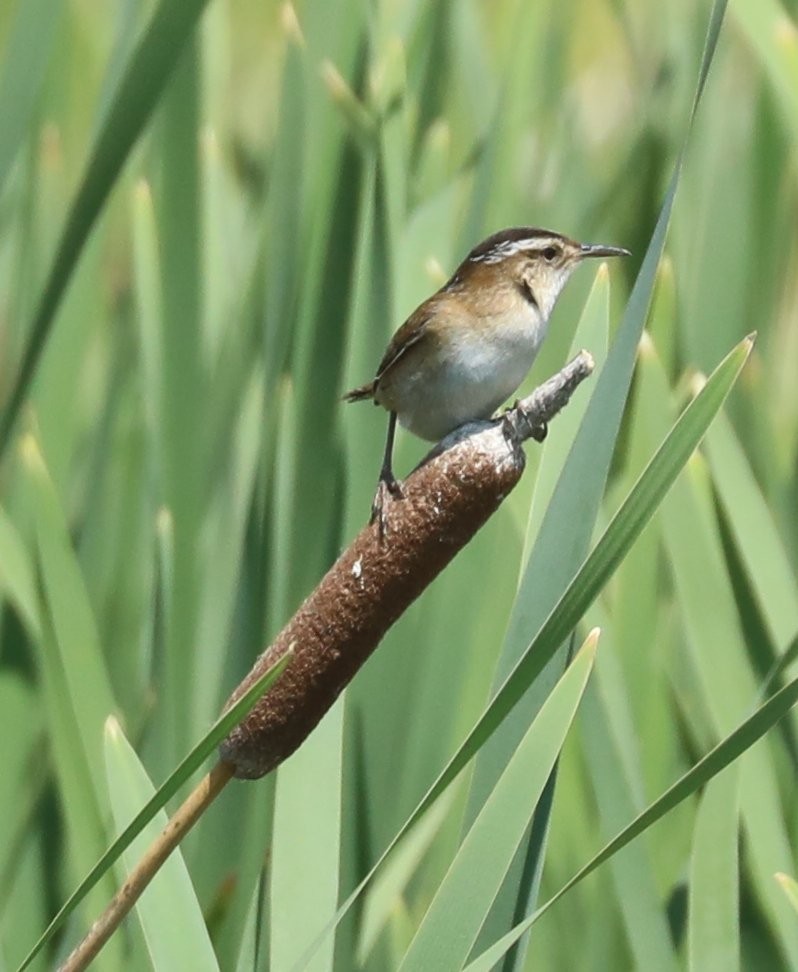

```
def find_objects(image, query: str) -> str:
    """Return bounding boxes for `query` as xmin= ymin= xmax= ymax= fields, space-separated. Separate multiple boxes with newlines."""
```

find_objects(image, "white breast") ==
xmin=393 ymin=309 xmax=547 ymax=441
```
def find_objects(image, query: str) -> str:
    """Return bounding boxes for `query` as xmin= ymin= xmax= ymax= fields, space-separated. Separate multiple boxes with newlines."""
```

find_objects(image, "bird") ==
xmin=344 ymin=226 xmax=629 ymax=531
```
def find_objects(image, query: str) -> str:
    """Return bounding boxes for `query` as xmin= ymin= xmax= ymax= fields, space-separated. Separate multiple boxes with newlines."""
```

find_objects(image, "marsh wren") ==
xmin=345 ymin=226 xmax=630 ymax=529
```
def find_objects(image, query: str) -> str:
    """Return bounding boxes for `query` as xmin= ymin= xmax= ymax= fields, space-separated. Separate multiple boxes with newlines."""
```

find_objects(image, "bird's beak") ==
xmin=580 ymin=242 xmax=631 ymax=259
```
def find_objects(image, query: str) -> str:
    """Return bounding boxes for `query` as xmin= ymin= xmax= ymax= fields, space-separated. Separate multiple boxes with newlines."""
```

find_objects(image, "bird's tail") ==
xmin=342 ymin=382 xmax=375 ymax=403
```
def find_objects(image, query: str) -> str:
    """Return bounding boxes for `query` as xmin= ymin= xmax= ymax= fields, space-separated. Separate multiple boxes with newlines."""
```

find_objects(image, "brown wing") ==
xmin=344 ymin=294 xmax=442 ymax=401
xmin=374 ymin=300 xmax=435 ymax=388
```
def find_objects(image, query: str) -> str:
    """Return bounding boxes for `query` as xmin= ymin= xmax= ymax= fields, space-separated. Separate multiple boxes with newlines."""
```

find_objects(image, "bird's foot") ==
xmin=500 ymin=405 xmax=547 ymax=448
xmin=370 ymin=473 xmax=404 ymax=538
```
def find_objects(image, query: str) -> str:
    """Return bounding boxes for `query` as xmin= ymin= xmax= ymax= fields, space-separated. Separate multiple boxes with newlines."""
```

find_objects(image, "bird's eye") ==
xmin=542 ymin=246 xmax=559 ymax=262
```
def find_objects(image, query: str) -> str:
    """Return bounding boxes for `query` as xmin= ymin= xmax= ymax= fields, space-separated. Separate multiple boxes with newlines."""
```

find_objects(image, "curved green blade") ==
xmin=17 ymin=649 xmax=292 ymax=972
xmin=398 ymin=632 xmax=598 ymax=972
xmin=0 ymin=0 xmax=213 ymax=456
xmin=104 ymin=720 xmax=220 ymax=972
xmin=464 ymin=669 xmax=798 ymax=971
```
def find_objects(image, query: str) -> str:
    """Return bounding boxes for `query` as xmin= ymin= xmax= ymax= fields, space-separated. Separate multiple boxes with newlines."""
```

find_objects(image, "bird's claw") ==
xmin=530 ymin=421 xmax=548 ymax=443
xmin=370 ymin=475 xmax=404 ymax=538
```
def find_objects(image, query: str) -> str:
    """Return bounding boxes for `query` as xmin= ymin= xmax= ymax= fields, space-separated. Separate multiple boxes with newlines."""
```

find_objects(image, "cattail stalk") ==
xmin=58 ymin=350 xmax=593 ymax=971
xmin=220 ymin=350 xmax=594 ymax=778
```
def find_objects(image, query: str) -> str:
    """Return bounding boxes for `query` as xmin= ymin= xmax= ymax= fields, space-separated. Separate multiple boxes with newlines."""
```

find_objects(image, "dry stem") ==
xmin=57 ymin=761 xmax=234 ymax=972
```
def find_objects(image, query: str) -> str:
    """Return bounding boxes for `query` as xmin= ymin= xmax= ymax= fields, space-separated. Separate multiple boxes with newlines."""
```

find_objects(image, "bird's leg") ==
xmin=370 ymin=412 xmax=404 ymax=535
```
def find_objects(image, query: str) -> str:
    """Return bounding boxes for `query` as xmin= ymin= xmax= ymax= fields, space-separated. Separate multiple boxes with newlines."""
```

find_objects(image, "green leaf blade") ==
xmin=104 ymin=719 xmax=219 ymax=972
xmin=399 ymin=632 xmax=598 ymax=972
xmin=17 ymin=651 xmax=291 ymax=971
xmin=688 ymin=768 xmax=741 ymax=972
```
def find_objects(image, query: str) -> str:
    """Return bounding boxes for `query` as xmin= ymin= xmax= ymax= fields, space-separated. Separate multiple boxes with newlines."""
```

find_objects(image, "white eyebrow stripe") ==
xmin=471 ymin=238 xmax=550 ymax=263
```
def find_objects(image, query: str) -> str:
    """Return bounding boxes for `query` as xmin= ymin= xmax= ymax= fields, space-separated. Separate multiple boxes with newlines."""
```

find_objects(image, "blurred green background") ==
xmin=1 ymin=0 xmax=798 ymax=969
